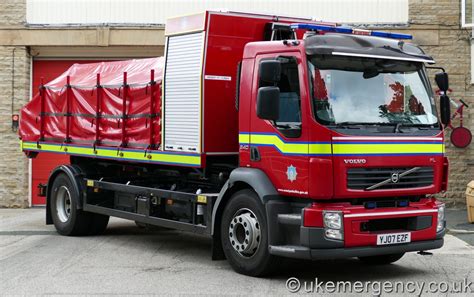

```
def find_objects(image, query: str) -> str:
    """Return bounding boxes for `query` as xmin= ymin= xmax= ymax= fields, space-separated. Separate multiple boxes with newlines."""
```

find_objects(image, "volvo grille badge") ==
xmin=366 ymin=167 xmax=421 ymax=190
xmin=391 ymin=172 xmax=400 ymax=183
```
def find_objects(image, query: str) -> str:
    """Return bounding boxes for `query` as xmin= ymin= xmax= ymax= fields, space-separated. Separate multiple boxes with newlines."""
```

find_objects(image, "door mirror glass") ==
xmin=440 ymin=94 xmax=451 ymax=125
xmin=257 ymin=86 xmax=280 ymax=121
xmin=259 ymin=60 xmax=281 ymax=83
xmin=435 ymin=72 xmax=449 ymax=92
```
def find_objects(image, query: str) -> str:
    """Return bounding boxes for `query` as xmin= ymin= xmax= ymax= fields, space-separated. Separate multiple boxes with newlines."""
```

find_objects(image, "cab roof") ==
xmin=304 ymin=33 xmax=435 ymax=64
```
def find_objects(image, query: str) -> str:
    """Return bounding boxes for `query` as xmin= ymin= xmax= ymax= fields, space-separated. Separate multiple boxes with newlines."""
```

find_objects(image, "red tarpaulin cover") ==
xmin=20 ymin=58 xmax=164 ymax=149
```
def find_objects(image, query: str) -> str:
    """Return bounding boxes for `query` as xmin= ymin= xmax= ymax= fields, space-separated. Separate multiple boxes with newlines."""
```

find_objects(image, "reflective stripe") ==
xmin=21 ymin=141 xmax=201 ymax=167
xmin=239 ymin=133 xmax=444 ymax=156
xmin=239 ymin=133 xmax=250 ymax=144
xmin=332 ymin=136 xmax=443 ymax=141
xmin=309 ymin=143 xmax=332 ymax=155
xmin=250 ymin=134 xmax=308 ymax=155
xmin=239 ymin=133 xmax=331 ymax=156
xmin=333 ymin=143 xmax=444 ymax=155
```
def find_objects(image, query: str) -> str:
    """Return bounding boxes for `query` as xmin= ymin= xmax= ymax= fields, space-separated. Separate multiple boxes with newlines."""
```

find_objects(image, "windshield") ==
xmin=308 ymin=55 xmax=439 ymax=126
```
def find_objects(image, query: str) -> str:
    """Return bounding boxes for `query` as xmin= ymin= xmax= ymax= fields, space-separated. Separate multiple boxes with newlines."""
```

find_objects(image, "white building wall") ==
xmin=26 ymin=0 xmax=408 ymax=25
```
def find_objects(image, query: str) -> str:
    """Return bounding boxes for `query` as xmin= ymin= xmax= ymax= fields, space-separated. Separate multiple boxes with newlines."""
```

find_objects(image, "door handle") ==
xmin=250 ymin=146 xmax=261 ymax=161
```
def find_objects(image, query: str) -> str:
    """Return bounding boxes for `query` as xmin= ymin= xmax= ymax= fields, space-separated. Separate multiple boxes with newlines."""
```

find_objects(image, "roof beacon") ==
xmin=291 ymin=23 xmax=413 ymax=40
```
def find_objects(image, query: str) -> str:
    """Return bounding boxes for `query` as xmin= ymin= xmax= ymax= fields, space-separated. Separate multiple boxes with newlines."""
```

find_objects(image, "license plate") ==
xmin=377 ymin=232 xmax=411 ymax=245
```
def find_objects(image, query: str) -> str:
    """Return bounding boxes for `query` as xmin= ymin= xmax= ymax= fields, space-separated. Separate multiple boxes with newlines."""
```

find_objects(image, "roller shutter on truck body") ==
xmin=163 ymin=32 xmax=205 ymax=153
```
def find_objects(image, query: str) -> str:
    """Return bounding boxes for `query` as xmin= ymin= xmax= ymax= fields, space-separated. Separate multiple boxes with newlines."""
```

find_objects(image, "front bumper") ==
xmin=269 ymin=238 xmax=444 ymax=260
xmin=266 ymin=199 xmax=445 ymax=260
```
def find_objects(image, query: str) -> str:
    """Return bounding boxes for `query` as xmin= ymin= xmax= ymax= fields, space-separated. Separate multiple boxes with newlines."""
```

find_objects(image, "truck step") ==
xmin=269 ymin=245 xmax=310 ymax=259
xmin=277 ymin=213 xmax=302 ymax=225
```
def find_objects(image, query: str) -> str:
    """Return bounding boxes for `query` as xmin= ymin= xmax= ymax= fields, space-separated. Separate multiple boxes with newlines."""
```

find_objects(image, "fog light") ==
xmin=437 ymin=204 xmax=445 ymax=232
xmin=325 ymin=228 xmax=343 ymax=240
xmin=323 ymin=211 xmax=342 ymax=230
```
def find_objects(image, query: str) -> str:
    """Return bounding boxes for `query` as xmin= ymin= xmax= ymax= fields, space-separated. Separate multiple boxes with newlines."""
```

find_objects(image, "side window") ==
xmin=259 ymin=57 xmax=302 ymax=137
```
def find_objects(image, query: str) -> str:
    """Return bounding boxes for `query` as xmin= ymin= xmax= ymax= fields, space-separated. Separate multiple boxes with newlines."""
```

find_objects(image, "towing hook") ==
xmin=417 ymin=251 xmax=433 ymax=256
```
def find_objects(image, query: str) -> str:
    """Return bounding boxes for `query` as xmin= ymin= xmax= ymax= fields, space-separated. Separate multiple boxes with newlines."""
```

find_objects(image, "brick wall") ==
xmin=0 ymin=0 xmax=26 ymax=26
xmin=0 ymin=46 xmax=30 ymax=207
xmin=0 ymin=0 xmax=29 ymax=207
xmin=405 ymin=0 xmax=473 ymax=206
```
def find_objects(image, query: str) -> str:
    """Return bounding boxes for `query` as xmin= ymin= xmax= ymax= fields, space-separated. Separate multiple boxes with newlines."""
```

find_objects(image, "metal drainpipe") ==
xmin=11 ymin=47 xmax=16 ymax=132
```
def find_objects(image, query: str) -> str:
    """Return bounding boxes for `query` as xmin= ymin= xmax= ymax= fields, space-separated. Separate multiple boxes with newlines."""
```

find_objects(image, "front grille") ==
xmin=347 ymin=167 xmax=434 ymax=190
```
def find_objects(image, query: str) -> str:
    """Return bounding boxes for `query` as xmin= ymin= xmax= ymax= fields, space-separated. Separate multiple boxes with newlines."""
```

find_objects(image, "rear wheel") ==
xmin=220 ymin=189 xmax=279 ymax=276
xmin=358 ymin=253 xmax=405 ymax=265
xmin=50 ymin=173 xmax=108 ymax=236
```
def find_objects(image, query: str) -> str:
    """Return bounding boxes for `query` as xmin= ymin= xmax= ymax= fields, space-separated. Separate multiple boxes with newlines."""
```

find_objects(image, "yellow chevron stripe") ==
xmin=333 ymin=143 xmax=443 ymax=155
xmin=239 ymin=133 xmax=331 ymax=155
xmin=250 ymin=134 xmax=308 ymax=154
xmin=238 ymin=133 xmax=250 ymax=144
xmin=20 ymin=141 xmax=201 ymax=166
xmin=309 ymin=143 xmax=332 ymax=155
xmin=239 ymin=133 xmax=443 ymax=156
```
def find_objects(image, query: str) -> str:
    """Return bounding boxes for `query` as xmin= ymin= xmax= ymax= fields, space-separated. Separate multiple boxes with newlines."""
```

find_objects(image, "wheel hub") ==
xmin=56 ymin=186 xmax=72 ymax=223
xmin=228 ymin=209 xmax=261 ymax=257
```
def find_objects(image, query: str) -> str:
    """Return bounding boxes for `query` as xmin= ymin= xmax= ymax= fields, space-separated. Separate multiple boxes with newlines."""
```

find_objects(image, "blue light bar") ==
xmin=365 ymin=201 xmax=376 ymax=209
xmin=291 ymin=23 xmax=413 ymax=40
xmin=398 ymin=200 xmax=409 ymax=207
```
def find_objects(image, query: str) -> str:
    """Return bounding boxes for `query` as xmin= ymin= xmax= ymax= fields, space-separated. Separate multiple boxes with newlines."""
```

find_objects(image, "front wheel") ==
xmin=220 ymin=189 xmax=279 ymax=276
xmin=358 ymin=253 xmax=405 ymax=265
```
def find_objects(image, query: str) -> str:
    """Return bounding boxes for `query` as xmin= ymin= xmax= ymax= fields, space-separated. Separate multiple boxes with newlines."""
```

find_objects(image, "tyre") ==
xmin=50 ymin=173 xmax=109 ymax=236
xmin=220 ymin=189 xmax=279 ymax=276
xmin=358 ymin=253 xmax=405 ymax=265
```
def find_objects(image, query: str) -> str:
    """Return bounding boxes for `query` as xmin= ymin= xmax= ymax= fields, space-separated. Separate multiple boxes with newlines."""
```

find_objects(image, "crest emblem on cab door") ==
xmin=287 ymin=165 xmax=297 ymax=182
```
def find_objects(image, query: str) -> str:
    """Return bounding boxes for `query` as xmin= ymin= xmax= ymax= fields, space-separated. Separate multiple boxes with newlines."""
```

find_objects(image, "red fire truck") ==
xmin=19 ymin=11 xmax=451 ymax=276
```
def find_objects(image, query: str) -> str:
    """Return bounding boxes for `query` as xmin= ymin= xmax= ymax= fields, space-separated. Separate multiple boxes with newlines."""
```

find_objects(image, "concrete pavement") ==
xmin=0 ymin=208 xmax=473 ymax=296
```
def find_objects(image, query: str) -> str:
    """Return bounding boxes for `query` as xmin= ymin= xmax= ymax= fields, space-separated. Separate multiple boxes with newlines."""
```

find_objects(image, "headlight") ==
xmin=323 ymin=211 xmax=342 ymax=230
xmin=437 ymin=204 xmax=445 ymax=232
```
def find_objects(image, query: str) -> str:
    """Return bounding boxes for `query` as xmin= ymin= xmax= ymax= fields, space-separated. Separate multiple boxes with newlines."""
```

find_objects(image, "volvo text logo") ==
xmin=344 ymin=159 xmax=367 ymax=164
xmin=391 ymin=172 xmax=400 ymax=183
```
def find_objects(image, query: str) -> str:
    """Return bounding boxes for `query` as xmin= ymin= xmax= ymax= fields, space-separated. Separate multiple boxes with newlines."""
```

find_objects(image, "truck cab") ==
xmin=228 ymin=28 xmax=447 ymax=269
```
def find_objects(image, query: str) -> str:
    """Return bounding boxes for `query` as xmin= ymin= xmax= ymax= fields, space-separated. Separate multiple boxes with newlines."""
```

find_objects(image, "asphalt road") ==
xmin=1 ymin=208 xmax=473 ymax=296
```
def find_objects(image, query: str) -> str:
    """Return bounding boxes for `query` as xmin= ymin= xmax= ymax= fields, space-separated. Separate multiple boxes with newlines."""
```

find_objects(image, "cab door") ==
xmin=248 ymin=53 xmax=309 ymax=197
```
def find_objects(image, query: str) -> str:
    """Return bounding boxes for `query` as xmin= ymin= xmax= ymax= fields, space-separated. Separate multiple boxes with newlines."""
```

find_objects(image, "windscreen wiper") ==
xmin=330 ymin=121 xmax=363 ymax=129
xmin=332 ymin=121 xmax=361 ymax=126
xmin=367 ymin=122 xmax=405 ymax=133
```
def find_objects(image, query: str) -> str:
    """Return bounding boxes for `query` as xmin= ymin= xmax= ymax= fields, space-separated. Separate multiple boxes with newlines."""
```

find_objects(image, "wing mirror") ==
xmin=257 ymin=86 xmax=280 ymax=121
xmin=435 ymin=72 xmax=450 ymax=126
xmin=259 ymin=60 xmax=281 ymax=83
xmin=435 ymin=72 xmax=449 ymax=93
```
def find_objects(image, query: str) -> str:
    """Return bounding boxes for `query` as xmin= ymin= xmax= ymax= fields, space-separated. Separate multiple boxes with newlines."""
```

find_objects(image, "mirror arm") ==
xmin=425 ymin=66 xmax=446 ymax=72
